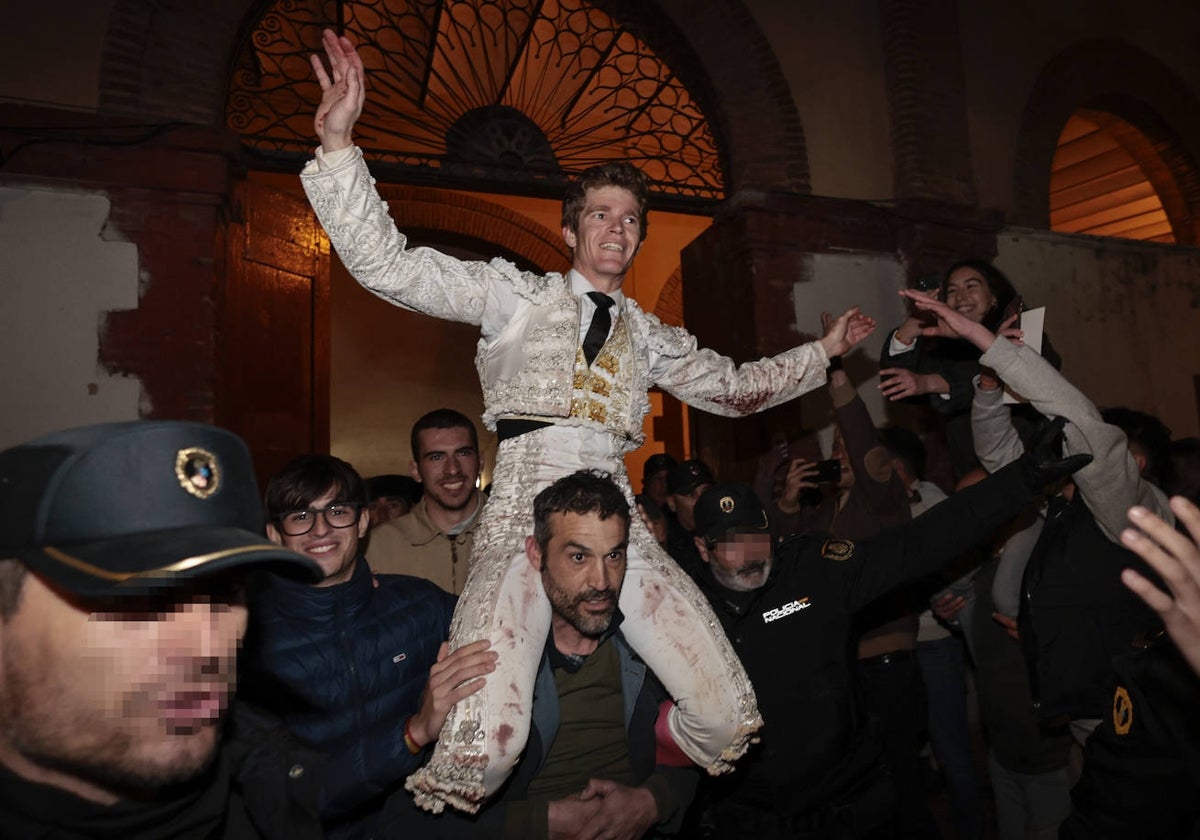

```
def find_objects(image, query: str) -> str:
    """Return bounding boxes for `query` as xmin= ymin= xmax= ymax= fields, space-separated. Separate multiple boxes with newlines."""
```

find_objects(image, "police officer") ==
xmin=1059 ymin=636 xmax=1200 ymax=838
xmin=1058 ymin=495 xmax=1200 ymax=838
xmin=0 ymin=421 xmax=326 ymax=839
xmin=684 ymin=418 xmax=1090 ymax=839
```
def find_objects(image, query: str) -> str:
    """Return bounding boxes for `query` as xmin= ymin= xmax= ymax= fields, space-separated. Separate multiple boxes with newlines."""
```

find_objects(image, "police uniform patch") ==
xmin=821 ymin=538 xmax=854 ymax=562
xmin=719 ymin=496 xmax=735 ymax=513
xmin=1112 ymin=684 xmax=1133 ymax=736
xmin=175 ymin=447 xmax=220 ymax=499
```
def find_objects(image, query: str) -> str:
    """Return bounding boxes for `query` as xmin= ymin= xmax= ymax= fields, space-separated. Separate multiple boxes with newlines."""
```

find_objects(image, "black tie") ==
xmin=582 ymin=292 xmax=615 ymax=366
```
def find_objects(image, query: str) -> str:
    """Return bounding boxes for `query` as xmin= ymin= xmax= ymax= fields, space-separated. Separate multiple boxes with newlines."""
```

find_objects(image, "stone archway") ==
xmin=1013 ymin=39 xmax=1200 ymax=245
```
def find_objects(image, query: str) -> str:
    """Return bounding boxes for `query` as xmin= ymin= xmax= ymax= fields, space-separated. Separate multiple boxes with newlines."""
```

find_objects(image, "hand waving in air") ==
xmin=818 ymin=307 xmax=877 ymax=359
xmin=311 ymin=28 xmax=366 ymax=153
xmin=1121 ymin=497 xmax=1200 ymax=678
xmin=897 ymin=289 xmax=1024 ymax=353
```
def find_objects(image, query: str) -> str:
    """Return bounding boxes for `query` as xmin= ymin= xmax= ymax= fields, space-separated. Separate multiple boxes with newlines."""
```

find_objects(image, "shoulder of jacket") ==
xmin=497 ymin=265 xmax=572 ymax=303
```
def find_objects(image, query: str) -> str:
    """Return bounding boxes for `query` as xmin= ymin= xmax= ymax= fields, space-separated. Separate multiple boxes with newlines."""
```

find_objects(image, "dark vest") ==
xmin=1019 ymin=493 xmax=1163 ymax=722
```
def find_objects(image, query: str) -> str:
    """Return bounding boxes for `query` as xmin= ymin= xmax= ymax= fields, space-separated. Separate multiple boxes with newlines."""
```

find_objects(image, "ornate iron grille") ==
xmin=227 ymin=0 xmax=724 ymax=201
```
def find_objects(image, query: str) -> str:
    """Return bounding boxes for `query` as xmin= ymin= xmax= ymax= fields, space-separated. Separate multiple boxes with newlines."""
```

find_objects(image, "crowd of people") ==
xmin=1 ymin=25 xmax=1199 ymax=840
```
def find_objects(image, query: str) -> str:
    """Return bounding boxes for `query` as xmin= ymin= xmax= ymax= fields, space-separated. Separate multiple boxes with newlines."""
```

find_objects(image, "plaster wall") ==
xmin=795 ymin=250 xmax=907 ymax=411
xmin=791 ymin=252 xmax=908 ymax=458
xmin=0 ymin=185 xmax=140 ymax=449
xmin=994 ymin=229 xmax=1200 ymax=438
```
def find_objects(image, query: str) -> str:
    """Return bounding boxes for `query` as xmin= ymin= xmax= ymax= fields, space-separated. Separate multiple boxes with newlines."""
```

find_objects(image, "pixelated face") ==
xmin=411 ymin=426 xmax=479 ymax=516
xmin=267 ymin=488 xmax=366 ymax=586
xmin=944 ymin=266 xmax=997 ymax=324
xmin=562 ymin=186 xmax=642 ymax=291
xmin=0 ymin=571 xmax=247 ymax=802
xmin=700 ymin=532 xmax=773 ymax=592
xmin=528 ymin=511 xmax=628 ymax=643
xmin=669 ymin=483 xmax=711 ymax=532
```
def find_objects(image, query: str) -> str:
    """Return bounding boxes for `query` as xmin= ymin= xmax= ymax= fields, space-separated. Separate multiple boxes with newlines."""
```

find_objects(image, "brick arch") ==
xmin=98 ymin=0 xmax=809 ymax=197
xmin=596 ymin=0 xmax=811 ymax=195
xmin=375 ymin=185 xmax=571 ymax=273
xmin=1013 ymin=40 xmax=1200 ymax=244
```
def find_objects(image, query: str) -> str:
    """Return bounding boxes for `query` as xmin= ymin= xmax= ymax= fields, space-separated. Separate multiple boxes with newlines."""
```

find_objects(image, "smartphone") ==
xmin=1001 ymin=294 xmax=1025 ymax=325
xmin=814 ymin=458 xmax=842 ymax=483
xmin=911 ymin=273 xmax=941 ymax=326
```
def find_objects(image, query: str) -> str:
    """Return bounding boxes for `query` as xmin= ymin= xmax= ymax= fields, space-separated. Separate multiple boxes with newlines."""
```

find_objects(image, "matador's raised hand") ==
xmin=818 ymin=307 xmax=877 ymax=359
xmin=311 ymin=28 xmax=366 ymax=154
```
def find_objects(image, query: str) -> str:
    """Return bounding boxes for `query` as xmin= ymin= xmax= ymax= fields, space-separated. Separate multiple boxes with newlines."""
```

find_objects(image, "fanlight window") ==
xmin=1050 ymin=112 xmax=1175 ymax=243
xmin=228 ymin=0 xmax=724 ymax=202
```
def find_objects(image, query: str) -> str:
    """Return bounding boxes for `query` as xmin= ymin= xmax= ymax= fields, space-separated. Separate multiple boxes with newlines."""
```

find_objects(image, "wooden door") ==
xmin=217 ymin=180 xmax=330 ymax=490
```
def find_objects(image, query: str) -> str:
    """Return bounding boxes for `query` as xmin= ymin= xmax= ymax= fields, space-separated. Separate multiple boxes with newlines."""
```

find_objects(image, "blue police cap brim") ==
xmin=19 ymin=525 xmax=321 ymax=599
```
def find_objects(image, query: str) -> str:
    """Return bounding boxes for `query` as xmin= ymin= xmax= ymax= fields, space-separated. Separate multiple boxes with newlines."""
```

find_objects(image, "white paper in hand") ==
xmin=1002 ymin=307 xmax=1045 ymax=404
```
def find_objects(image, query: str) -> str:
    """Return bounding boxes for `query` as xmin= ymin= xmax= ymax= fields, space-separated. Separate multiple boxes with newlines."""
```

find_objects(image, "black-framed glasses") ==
xmin=276 ymin=502 xmax=363 ymax=536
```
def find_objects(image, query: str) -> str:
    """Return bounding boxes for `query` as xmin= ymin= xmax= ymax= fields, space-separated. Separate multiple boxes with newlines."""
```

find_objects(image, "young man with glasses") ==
xmin=239 ymin=454 xmax=498 ymax=840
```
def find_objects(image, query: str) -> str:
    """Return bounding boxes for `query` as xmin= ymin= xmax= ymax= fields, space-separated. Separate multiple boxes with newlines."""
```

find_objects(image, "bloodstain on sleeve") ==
xmin=709 ymin=389 xmax=773 ymax=415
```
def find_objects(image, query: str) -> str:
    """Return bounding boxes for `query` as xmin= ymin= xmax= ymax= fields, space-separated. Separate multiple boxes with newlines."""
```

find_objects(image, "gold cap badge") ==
xmin=175 ymin=447 xmax=220 ymax=499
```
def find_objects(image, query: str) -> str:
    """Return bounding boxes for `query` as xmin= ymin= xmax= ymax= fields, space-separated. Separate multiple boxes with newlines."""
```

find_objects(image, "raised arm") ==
xmin=302 ymin=30 xmax=508 ymax=325
xmin=902 ymin=289 xmax=1172 ymax=540
xmin=970 ymin=371 xmax=1025 ymax=472
xmin=897 ymin=288 xmax=1016 ymax=351
xmin=840 ymin=418 xmax=1091 ymax=611
xmin=646 ymin=307 xmax=875 ymax=418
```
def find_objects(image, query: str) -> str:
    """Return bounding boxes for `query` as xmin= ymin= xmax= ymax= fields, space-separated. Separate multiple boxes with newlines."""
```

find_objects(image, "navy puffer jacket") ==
xmin=239 ymin=558 xmax=454 ymax=839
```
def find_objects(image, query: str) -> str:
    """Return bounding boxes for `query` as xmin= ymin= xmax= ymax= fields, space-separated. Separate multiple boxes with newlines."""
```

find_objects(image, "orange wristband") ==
xmin=403 ymin=717 xmax=422 ymax=755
